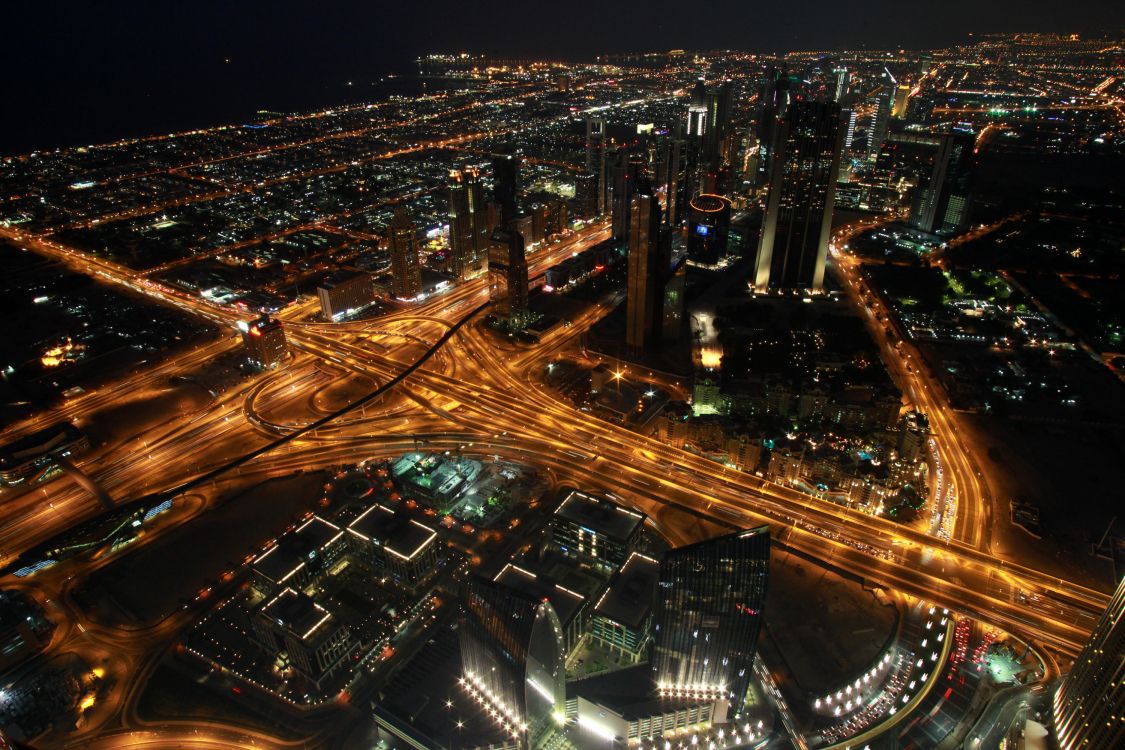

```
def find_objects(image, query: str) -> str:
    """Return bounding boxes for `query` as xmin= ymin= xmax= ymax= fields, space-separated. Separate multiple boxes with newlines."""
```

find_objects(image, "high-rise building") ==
xmin=317 ymin=270 xmax=375 ymax=320
xmin=662 ymin=125 xmax=687 ymax=227
xmin=704 ymin=80 xmax=734 ymax=169
xmin=241 ymin=315 xmax=287 ymax=368
xmin=550 ymin=490 xmax=647 ymax=573
xmin=610 ymin=150 xmax=645 ymax=243
xmin=488 ymin=224 xmax=530 ymax=327
xmin=460 ymin=575 xmax=566 ymax=746
xmin=867 ymin=68 xmax=896 ymax=157
xmin=909 ymin=131 xmax=974 ymax=236
xmin=625 ymin=191 xmax=672 ymax=356
xmin=753 ymin=100 xmax=843 ymax=291
xmin=574 ymin=171 xmax=600 ymax=220
xmin=652 ymin=527 xmax=770 ymax=707
xmin=492 ymin=144 xmax=521 ymax=226
xmin=586 ymin=118 xmax=609 ymax=215
xmin=1053 ymin=575 xmax=1125 ymax=749
xmin=833 ymin=66 xmax=850 ymax=101
xmin=687 ymin=193 xmax=732 ymax=266
xmin=755 ymin=68 xmax=790 ymax=186
xmin=448 ymin=167 xmax=489 ymax=280
xmin=686 ymin=78 xmax=709 ymax=137
xmin=387 ymin=208 xmax=422 ymax=300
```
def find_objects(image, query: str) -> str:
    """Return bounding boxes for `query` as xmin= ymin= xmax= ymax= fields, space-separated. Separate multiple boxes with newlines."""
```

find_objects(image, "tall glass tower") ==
xmin=1053 ymin=576 xmax=1125 ymax=749
xmin=652 ymin=526 xmax=770 ymax=708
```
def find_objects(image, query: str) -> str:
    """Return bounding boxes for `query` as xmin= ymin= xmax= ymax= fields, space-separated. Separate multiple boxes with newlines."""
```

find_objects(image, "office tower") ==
xmin=241 ymin=315 xmax=287 ymax=368
xmin=910 ymin=131 xmax=974 ymax=236
xmin=460 ymin=575 xmax=566 ymax=746
xmin=557 ymin=73 xmax=571 ymax=93
xmin=1053 ymin=575 xmax=1125 ymax=749
xmin=867 ymin=68 xmax=896 ymax=157
xmin=488 ymin=224 xmax=530 ymax=328
xmin=687 ymin=193 xmax=732 ymax=266
xmin=833 ymin=65 xmax=850 ymax=101
xmin=755 ymin=68 xmax=790 ymax=186
xmin=448 ymin=166 xmax=489 ymax=280
xmin=652 ymin=527 xmax=770 ymax=707
xmin=753 ymin=100 xmax=843 ymax=291
xmin=893 ymin=84 xmax=912 ymax=118
xmin=551 ymin=490 xmax=646 ymax=573
xmin=610 ymin=150 xmax=644 ymax=242
xmin=387 ymin=208 xmax=422 ymax=300
xmin=843 ymin=107 xmax=858 ymax=151
xmin=585 ymin=118 xmax=608 ymax=215
xmin=704 ymin=80 xmax=734 ymax=166
xmin=318 ymin=270 xmax=375 ymax=319
xmin=626 ymin=192 xmax=670 ymax=355
xmin=574 ymin=172 xmax=599 ymax=220
xmin=686 ymin=77 xmax=708 ymax=137
xmin=663 ymin=124 xmax=687 ymax=227
xmin=492 ymin=144 xmax=521 ymax=226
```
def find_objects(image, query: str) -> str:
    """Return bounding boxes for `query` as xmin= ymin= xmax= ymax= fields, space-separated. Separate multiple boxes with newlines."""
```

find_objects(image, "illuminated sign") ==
xmin=696 ymin=225 xmax=710 ymax=237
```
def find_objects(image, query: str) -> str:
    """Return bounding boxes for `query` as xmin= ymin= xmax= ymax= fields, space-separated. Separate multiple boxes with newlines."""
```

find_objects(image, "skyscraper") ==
xmin=448 ymin=166 xmax=489 ymax=280
xmin=574 ymin=171 xmax=599 ymax=220
xmin=662 ymin=124 xmax=687 ymax=228
xmin=686 ymin=77 xmax=708 ymax=137
xmin=753 ymin=100 xmax=843 ymax=291
xmin=910 ymin=131 xmax=974 ymax=236
xmin=586 ymin=118 xmax=609 ymax=215
xmin=625 ymin=192 xmax=669 ymax=355
xmin=610 ymin=150 xmax=644 ymax=243
xmin=1053 ymin=575 xmax=1125 ymax=749
xmin=492 ymin=144 xmax=521 ymax=226
xmin=687 ymin=193 xmax=732 ymax=266
xmin=460 ymin=575 xmax=566 ymax=747
xmin=652 ymin=527 xmax=770 ymax=708
xmin=833 ymin=66 xmax=850 ymax=101
xmin=867 ymin=68 xmax=896 ymax=158
xmin=488 ymin=224 xmax=530 ymax=328
xmin=387 ymin=208 xmax=422 ymax=300
xmin=755 ymin=68 xmax=790 ymax=187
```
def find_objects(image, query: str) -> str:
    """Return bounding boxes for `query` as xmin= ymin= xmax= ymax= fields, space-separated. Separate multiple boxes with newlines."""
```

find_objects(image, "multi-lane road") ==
xmin=0 ymin=207 xmax=1112 ymax=750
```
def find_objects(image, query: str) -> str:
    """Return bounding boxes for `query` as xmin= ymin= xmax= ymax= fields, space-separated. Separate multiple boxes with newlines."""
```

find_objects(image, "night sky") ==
xmin=3 ymin=1 xmax=1119 ymax=154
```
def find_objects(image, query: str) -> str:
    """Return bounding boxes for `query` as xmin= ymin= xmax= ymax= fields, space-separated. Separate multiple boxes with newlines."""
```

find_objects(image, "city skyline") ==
xmin=1 ymin=24 xmax=1123 ymax=750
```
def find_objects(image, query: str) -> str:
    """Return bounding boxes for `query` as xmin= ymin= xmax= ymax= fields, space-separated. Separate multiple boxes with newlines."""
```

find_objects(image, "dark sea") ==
xmin=2 ymin=60 xmax=466 ymax=156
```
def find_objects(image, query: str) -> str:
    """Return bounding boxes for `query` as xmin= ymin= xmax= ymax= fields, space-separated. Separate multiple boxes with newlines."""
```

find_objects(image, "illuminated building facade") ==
xmin=1053 ymin=575 xmax=1125 ymax=749
xmin=488 ymin=225 xmax=531 ymax=328
xmin=626 ymin=192 xmax=670 ymax=355
xmin=687 ymin=193 xmax=732 ymax=266
xmin=448 ymin=167 xmax=490 ymax=280
xmin=910 ymin=131 xmax=974 ymax=236
xmin=252 ymin=587 xmax=355 ymax=690
xmin=345 ymin=503 xmax=439 ymax=592
xmin=492 ymin=144 xmax=521 ymax=226
xmin=753 ymin=100 xmax=842 ymax=291
xmin=589 ymin=551 xmax=660 ymax=664
xmin=241 ymin=314 xmax=287 ymax=369
xmin=387 ymin=208 xmax=422 ymax=300
xmin=586 ymin=118 xmax=608 ymax=215
xmin=460 ymin=575 xmax=566 ymax=747
xmin=550 ymin=490 xmax=646 ymax=573
xmin=652 ymin=527 xmax=770 ymax=707
xmin=317 ymin=271 xmax=375 ymax=320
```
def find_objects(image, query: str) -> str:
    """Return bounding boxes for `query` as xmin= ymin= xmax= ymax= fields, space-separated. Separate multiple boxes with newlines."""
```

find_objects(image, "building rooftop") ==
xmin=260 ymin=587 xmax=335 ymax=643
xmin=493 ymin=562 xmax=587 ymax=628
xmin=318 ymin=270 xmax=369 ymax=290
xmin=554 ymin=490 xmax=646 ymax=542
xmin=592 ymin=552 xmax=659 ymax=631
xmin=252 ymin=516 xmax=343 ymax=585
xmin=348 ymin=504 xmax=437 ymax=561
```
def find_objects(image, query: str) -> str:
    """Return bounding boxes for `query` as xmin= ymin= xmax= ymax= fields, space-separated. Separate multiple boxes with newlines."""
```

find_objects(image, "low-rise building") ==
xmin=551 ymin=491 xmax=646 ymax=573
